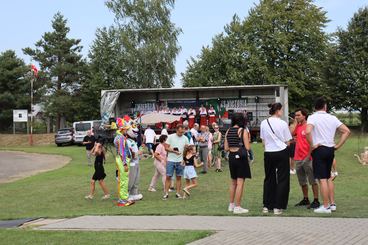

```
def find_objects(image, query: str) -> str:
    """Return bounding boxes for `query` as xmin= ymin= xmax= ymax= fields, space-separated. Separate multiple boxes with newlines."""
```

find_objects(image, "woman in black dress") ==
xmin=224 ymin=113 xmax=251 ymax=214
xmin=85 ymin=142 xmax=110 ymax=200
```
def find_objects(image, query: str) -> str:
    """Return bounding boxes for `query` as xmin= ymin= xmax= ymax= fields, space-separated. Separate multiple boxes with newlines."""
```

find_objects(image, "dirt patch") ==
xmin=0 ymin=151 xmax=71 ymax=184
xmin=0 ymin=134 xmax=55 ymax=147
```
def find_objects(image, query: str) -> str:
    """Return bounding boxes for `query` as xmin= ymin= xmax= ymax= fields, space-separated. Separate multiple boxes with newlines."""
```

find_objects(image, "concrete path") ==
xmin=38 ymin=215 xmax=368 ymax=245
xmin=0 ymin=151 xmax=70 ymax=183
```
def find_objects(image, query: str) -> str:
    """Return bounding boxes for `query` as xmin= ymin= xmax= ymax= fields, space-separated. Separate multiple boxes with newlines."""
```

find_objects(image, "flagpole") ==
xmin=29 ymin=76 xmax=34 ymax=146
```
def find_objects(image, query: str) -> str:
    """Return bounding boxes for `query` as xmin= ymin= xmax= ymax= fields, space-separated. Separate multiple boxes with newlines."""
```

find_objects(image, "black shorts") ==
xmin=289 ymin=142 xmax=296 ymax=158
xmin=228 ymin=151 xmax=251 ymax=179
xmin=311 ymin=146 xmax=335 ymax=179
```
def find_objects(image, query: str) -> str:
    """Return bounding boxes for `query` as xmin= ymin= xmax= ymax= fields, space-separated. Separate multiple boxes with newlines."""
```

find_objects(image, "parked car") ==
xmin=73 ymin=120 xmax=102 ymax=145
xmin=55 ymin=128 xmax=74 ymax=147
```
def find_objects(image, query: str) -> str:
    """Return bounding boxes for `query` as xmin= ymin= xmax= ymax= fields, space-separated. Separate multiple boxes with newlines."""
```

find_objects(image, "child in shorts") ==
xmin=182 ymin=145 xmax=203 ymax=197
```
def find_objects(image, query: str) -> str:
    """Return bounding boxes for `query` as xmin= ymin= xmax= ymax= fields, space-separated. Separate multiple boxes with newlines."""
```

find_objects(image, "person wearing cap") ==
xmin=114 ymin=117 xmax=134 ymax=207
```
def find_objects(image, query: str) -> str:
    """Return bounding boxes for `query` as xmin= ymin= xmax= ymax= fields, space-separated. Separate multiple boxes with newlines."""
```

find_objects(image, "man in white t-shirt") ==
xmin=144 ymin=126 xmax=156 ymax=156
xmin=306 ymin=97 xmax=350 ymax=214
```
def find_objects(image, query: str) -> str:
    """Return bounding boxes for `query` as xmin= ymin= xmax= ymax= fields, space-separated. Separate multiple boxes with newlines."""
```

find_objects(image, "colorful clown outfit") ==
xmin=114 ymin=117 xmax=133 ymax=206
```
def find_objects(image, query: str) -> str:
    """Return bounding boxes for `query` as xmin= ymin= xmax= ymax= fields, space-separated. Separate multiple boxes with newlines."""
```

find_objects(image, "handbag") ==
xmin=237 ymin=128 xmax=249 ymax=160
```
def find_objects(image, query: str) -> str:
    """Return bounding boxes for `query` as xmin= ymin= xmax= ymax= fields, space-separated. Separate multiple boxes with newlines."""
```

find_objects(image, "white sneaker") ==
xmin=134 ymin=194 xmax=143 ymax=201
xmin=233 ymin=206 xmax=249 ymax=214
xmin=128 ymin=195 xmax=135 ymax=201
xmin=273 ymin=208 xmax=283 ymax=215
xmin=101 ymin=194 xmax=110 ymax=200
xmin=314 ymin=205 xmax=332 ymax=214
xmin=84 ymin=195 xmax=93 ymax=200
xmin=228 ymin=203 xmax=235 ymax=212
xmin=262 ymin=207 xmax=269 ymax=214
xmin=148 ymin=187 xmax=157 ymax=192
xmin=330 ymin=204 xmax=337 ymax=211
xmin=290 ymin=169 xmax=296 ymax=175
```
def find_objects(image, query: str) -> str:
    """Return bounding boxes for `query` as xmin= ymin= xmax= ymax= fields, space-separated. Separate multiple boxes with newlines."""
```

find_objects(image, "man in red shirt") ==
xmin=290 ymin=108 xmax=320 ymax=209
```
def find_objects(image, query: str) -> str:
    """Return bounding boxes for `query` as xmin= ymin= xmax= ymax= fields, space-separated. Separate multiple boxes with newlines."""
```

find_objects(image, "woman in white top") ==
xmin=199 ymin=105 xmax=207 ymax=126
xmin=260 ymin=103 xmax=292 ymax=215
xmin=188 ymin=107 xmax=196 ymax=128
xmin=163 ymin=107 xmax=171 ymax=114
xmin=199 ymin=105 xmax=207 ymax=116
xmin=180 ymin=106 xmax=188 ymax=117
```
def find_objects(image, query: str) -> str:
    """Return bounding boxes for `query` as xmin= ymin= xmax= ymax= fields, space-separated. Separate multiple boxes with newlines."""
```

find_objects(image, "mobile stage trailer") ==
xmin=100 ymin=85 xmax=288 ymax=131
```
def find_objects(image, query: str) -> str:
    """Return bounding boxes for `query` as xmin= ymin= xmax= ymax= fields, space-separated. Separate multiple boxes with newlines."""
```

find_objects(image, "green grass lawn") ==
xmin=0 ymin=136 xmax=367 ymax=220
xmin=1 ymin=229 xmax=212 ymax=245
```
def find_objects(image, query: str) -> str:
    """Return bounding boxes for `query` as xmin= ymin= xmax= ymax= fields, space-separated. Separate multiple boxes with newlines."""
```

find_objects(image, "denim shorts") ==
xmin=166 ymin=161 xmax=184 ymax=177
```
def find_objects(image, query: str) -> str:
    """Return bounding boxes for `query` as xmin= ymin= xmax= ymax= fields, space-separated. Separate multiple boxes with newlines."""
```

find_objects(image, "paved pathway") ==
xmin=0 ymin=151 xmax=70 ymax=183
xmin=37 ymin=215 xmax=368 ymax=245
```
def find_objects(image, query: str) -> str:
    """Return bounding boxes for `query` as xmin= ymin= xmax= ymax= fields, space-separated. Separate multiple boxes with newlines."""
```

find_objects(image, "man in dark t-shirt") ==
xmin=83 ymin=130 xmax=95 ymax=166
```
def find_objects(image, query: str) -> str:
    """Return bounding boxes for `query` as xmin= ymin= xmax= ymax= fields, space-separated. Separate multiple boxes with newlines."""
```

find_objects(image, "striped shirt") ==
xmin=226 ymin=127 xmax=243 ymax=147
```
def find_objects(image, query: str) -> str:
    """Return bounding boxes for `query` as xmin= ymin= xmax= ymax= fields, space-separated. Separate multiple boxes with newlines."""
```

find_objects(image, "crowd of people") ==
xmin=82 ymin=97 xmax=350 ymax=215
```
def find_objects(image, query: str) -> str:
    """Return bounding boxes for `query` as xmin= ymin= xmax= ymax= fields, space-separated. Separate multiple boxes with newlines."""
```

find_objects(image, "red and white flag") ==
xmin=31 ymin=64 xmax=38 ymax=77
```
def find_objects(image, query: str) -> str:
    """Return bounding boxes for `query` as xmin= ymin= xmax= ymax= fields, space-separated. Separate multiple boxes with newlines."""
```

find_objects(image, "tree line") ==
xmin=0 ymin=0 xmax=367 ymax=131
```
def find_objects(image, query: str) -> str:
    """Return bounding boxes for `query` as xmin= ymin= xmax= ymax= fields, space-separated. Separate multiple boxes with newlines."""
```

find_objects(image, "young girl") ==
xmin=182 ymin=145 xmax=203 ymax=197
xmin=148 ymin=135 xmax=168 ymax=192
xmin=85 ymin=141 xmax=110 ymax=200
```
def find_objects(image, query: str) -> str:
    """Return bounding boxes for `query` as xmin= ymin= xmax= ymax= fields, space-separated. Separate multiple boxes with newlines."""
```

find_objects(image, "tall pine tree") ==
xmin=23 ymin=12 xmax=86 ymax=129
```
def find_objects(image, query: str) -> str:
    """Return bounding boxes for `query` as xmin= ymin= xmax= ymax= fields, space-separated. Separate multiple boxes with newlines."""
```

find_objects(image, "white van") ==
xmin=73 ymin=120 xmax=102 ymax=144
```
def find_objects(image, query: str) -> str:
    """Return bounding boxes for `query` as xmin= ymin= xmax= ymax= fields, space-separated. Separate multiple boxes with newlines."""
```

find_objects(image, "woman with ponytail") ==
xmin=260 ymin=103 xmax=292 ymax=215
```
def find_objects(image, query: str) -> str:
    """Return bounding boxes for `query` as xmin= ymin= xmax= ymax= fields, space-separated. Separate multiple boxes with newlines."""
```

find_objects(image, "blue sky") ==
xmin=1 ymin=0 xmax=367 ymax=87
